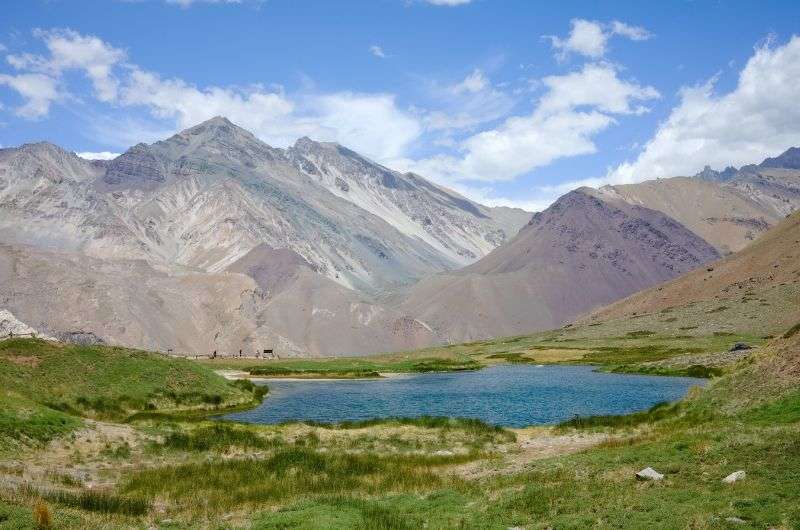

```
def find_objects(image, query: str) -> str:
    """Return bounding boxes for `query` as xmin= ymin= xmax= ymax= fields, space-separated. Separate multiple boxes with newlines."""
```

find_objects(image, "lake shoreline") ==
xmin=219 ymin=364 xmax=705 ymax=428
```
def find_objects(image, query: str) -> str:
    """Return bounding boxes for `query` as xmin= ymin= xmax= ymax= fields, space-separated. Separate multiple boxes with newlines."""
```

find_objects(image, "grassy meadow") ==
xmin=202 ymin=327 xmax=765 ymax=380
xmin=0 ymin=310 xmax=798 ymax=529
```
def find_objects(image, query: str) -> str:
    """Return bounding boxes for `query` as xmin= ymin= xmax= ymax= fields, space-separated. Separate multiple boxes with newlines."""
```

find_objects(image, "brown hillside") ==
xmin=401 ymin=188 xmax=720 ymax=342
xmin=585 ymin=211 xmax=800 ymax=332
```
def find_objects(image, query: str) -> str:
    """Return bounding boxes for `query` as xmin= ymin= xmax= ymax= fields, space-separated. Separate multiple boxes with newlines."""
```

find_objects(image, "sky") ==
xmin=1 ymin=0 xmax=799 ymax=211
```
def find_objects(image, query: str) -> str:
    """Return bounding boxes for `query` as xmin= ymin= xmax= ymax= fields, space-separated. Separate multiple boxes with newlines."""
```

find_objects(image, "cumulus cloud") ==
xmin=0 ymin=73 xmax=60 ymax=118
xmin=77 ymin=151 xmax=121 ymax=160
xmin=8 ymin=29 xmax=125 ymax=102
xmin=545 ymin=18 xmax=652 ymax=60
xmin=407 ymin=63 xmax=659 ymax=182
xmin=369 ymin=45 xmax=387 ymax=59
xmin=1 ymin=29 xmax=421 ymax=163
xmin=608 ymin=35 xmax=800 ymax=184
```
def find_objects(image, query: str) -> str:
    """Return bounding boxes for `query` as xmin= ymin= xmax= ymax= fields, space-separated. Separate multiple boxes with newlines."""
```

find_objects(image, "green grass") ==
xmin=2 ymin=324 xmax=799 ymax=528
xmin=741 ymin=390 xmax=800 ymax=425
xmin=0 ymin=338 xmax=261 ymax=420
xmin=303 ymin=416 xmax=516 ymax=445
xmin=0 ymin=391 xmax=80 ymax=455
xmin=36 ymin=487 xmax=149 ymax=517
xmin=157 ymin=422 xmax=282 ymax=451
xmin=215 ymin=356 xmax=481 ymax=379
xmin=123 ymin=447 xmax=473 ymax=512
xmin=556 ymin=401 xmax=679 ymax=430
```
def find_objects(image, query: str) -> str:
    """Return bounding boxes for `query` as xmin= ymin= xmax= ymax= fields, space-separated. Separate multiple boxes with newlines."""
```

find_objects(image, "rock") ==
xmin=729 ymin=342 xmax=752 ymax=352
xmin=635 ymin=467 xmax=664 ymax=481
xmin=722 ymin=470 xmax=746 ymax=483
xmin=725 ymin=517 xmax=746 ymax=525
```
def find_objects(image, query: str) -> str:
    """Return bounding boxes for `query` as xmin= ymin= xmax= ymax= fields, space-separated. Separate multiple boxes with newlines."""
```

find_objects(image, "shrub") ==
xmin=33 ymin=500 xmax=51 ymax=530
xmin=43 ymin=489 xmax=148 ymax=516
xmin=625 ymin=330 xmax=655 ymax=338
xmin=685 ymin=365 xmax=723 ymax=378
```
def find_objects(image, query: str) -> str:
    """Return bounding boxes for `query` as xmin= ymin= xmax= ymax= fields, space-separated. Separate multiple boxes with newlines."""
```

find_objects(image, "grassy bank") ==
xmin=0 ymin=339 xmax=264 ymax=421
xmin=202 ymin=353 xmax=481 ymax=379
xmin=202 ymin=330 xmax=764 ymax=380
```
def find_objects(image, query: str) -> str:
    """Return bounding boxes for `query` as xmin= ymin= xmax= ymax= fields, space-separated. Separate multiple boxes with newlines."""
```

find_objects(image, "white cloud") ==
xmin=611 ymin=21 xmax=652 ymax=41
xmin=77 ymin=151 xmax=121 ymax=160
xmin=0 ymin=73 xmax=60 ymax=118
xmin=450 ymin=69 xmax=488 ymax=94
xmin=2 ymin=29 xmax=422 ymax=163
xmin=545 ymin=19 xmax=652 ymax=60
xmin=423 ymin=0 xmax=472 ymax=5
xmin=608 ymin=35 xmax=800 ymax=183
xmin=407 ymin=63 xmax=658 ymax=182
xmin=538 ymin=63 xmax=659 ymax=115
xmin=422 ymin=69 xmax=516 ymax=132
xmin=369 ymin=45 xmax=387 ymax=59
xmin=165 ymin=0 xmax=248 ymax=7
xmin=8 ymin=29 xmax=125 ymax=102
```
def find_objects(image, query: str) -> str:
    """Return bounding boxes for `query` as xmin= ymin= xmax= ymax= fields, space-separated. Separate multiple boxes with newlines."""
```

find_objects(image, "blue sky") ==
xmin=1 ymin=0 xmax=800 ymax=210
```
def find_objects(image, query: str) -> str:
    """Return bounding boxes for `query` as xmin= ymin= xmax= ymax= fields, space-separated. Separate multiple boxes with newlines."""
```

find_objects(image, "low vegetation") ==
xmin=1 ymin=322 xmax=798 ymax=528
xmin=0 ymin=338 xmax=263 ymax=421
xmin=208 ymin=355 xmax=481 ymax=379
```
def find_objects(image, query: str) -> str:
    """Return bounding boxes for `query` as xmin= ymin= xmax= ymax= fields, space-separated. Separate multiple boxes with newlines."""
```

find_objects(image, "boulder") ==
xmin=635 ymin=467 xmax=664 ymax=481
xmin=729 ymin=342 xmax=753 ymax=352
xmin=722 ymin=470 xmax=746 ymax=483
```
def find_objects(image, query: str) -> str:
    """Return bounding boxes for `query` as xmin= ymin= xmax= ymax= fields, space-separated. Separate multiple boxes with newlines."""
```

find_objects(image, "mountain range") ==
xmin=2 ymin=117 xmax=798 ymax=355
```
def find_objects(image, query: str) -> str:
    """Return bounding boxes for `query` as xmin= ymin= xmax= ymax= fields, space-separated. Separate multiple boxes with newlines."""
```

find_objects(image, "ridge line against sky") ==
xmin=1 ymin=0 xmax=799 ymax=211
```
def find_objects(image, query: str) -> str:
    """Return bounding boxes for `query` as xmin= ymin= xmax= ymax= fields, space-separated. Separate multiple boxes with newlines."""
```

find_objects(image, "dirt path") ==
xmin=0 ymin=420 xmax=147 ymax=493
xmin=455 ymin=427 xmax=608 ymax=479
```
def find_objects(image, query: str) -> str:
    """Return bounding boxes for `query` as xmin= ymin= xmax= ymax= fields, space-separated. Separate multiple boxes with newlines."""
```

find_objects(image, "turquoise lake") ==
xmin=222 ymin=365 xmax=705 ymax=428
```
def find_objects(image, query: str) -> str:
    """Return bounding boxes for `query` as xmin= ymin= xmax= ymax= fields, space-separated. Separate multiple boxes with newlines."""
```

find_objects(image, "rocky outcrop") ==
xmin=0 ymin=309 xmax=55 ymax=340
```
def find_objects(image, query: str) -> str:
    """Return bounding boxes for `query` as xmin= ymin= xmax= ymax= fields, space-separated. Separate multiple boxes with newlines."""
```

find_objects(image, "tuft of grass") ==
xmin=782 ymin=322 xmax=800 ymax=339
xmin=625 ymin=330 xmax=655 ymax=338
xmin=35 ymin=487 xmax=149 ymax=516
xmin=556 ymin=401 xmax=679 ymax=430
xmin=33 ymin=500 xmax=51 ymax=530
xmin=158 ymin=423 xmax=279 ymax=452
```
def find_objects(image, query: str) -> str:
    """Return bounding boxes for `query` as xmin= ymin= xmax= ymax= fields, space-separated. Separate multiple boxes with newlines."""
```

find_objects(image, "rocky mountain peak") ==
xmin=695 ymin=165 xmax=739 ymax=182
xmin=760 ymin=146 xmax=800 ymax=169
xmin=0 ymin=141 xmax=98 ymax=184
xmin=171 ymin=115 xmax=259 ymax=146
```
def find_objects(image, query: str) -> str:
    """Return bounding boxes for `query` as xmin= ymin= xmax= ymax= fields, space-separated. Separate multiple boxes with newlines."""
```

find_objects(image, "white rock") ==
xmin=725 ymin=517 xmax=746 ymax=524
xmin=722 ymin=470 xmax=746 ymax=483
xmin=635 ymin=467 xmax=664 ymax=481
xmin=0 ymin=309 xmax=56 ymax=341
